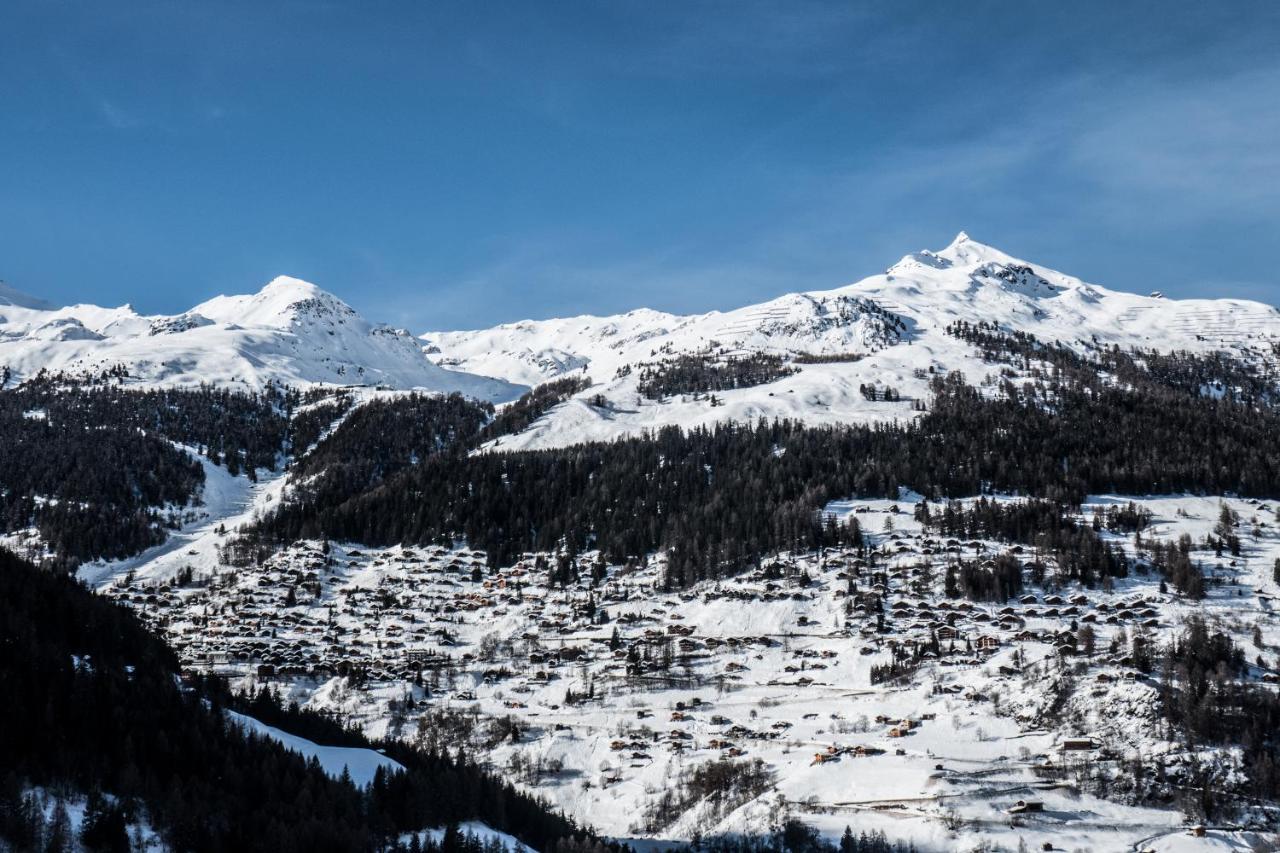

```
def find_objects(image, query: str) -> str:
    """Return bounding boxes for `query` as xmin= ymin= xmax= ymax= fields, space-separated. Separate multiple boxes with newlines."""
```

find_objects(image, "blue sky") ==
xmin=2 ymin=1 xmax=1278 ymax=329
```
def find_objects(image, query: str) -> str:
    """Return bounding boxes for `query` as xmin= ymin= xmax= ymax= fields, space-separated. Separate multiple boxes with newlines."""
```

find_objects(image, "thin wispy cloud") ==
xmin=1065 ymin=66 xmax=1280 ymax=215
xmin=95 ymin=98 xmax=141 ymax=129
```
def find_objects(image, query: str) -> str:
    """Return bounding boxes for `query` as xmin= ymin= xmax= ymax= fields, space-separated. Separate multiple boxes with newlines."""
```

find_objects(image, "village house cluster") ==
xmin=105 ymin=528 xmax=1176 ymax=703
xmin=93 ymin=494 xmax=1280 ymax=845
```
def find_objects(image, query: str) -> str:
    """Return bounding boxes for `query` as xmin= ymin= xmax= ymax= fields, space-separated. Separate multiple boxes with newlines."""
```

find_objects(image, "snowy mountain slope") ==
xmin=227 ymin=710 xmax=404 ymax=787
xmin=404 ymin=823 xmax=536 ymax=853
xmin=423 ymin=233 xmax=1280 ymax=450
xmin=0 ymin=276 xmax=522 ymax=401
xmin=422 ymin=291 xmax=908 ymax=389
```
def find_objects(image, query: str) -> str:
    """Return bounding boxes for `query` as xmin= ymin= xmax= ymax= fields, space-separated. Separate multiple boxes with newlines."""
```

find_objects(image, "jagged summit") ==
xmin=888 ymin=231 xmax=1021 ymax=276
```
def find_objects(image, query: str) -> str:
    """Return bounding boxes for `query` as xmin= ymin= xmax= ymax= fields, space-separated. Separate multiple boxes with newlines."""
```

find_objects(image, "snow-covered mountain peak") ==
xmin=889 ymin=232 xmax=1019 ymax=277
xmin=192 ymin=275 xmax=361 ymax=330
xmin=0 ymin=274 xmax=522 ymax=400
xmin=937 ymin=230 xmax=1009 ymax=264
xmin=257 ymin=274 xmax=330 ymax=305
xmin=879 ymin=236 xmax=1099 ymax=313
xmin=423 ymin=235 xmax=1279 ymax=450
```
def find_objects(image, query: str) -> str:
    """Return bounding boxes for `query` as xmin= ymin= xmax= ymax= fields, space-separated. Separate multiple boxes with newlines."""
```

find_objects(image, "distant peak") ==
xmin=250 ymin=276 xmax=359 ymax=326
xmin=0 ymin=281 xmax=55 ymax=311
xmin=948 ymin=230 xmax=972 ymax=247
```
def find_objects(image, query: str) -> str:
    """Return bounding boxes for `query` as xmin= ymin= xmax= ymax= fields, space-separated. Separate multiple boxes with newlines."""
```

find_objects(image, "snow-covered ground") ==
xmin=76 ymin=450 xmax=287 ymax=589
xmin=402 ymin=823 xmax=537 ymax=853
xmin=95 ymin=483 xmax=1280 ymax=852
xmin=227 ymin=710 xmax=403 ymax=786
xmin=22 ymin=787 xmax=163 ymax=852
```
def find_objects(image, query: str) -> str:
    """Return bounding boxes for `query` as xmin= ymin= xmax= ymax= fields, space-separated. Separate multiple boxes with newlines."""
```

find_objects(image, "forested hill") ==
xmin=0 ymin=380 xmax=289 ymax=565
xmin=7 ymin=328 xmax=1280 ymax=587
xmin=0 ymin=548 xmax=602 ymax=853
xmin=0 ymin=380 xmax=494 ymax=568
xmin=247 ymin=342 xmax=1280 ymax=588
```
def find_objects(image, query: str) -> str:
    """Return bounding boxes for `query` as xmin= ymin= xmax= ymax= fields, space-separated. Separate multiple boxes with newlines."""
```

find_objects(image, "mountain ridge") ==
xmin=3 ymin=235 xmax=1276 ymax=414
xmin=423 ymin=233 xmax=1279 ymax=382
xmin=421 ymin=233 xmax=1280 ymax=450
xmin=0 ymin=274 xmax=520 ymax=401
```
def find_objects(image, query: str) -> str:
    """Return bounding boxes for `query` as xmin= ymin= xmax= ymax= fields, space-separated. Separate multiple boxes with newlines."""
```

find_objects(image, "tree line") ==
xmin=478 ymin=376 xmax=588 ymax=443
xmin=636 ymin=351 xmax=797 ymax=399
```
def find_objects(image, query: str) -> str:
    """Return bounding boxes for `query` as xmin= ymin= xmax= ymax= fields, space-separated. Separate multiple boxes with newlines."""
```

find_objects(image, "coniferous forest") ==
xmin=246 ymin=344 xmax=1280 ymax=589
xmin=0 ymin=548 xmax=597 ymax=853
xmin=0 ymin=379 xmax=286 ymax=564
xmin=0 ymin=379 xmax=492 ymax=568
xmin=7 ymin=340 xmax=1279 ymax=582
xmin=635 ymin=351 xmax=798 ymax=399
